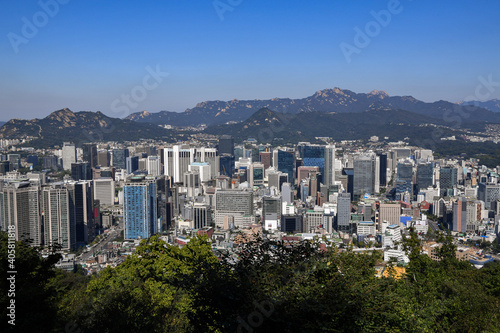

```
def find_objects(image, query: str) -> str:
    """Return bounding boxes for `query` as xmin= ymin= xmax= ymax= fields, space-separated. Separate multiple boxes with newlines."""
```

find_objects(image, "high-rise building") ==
xmin=0 ymin=161 xmax=10 ymax=175
xmin=263 ymin=196 xmax=281 ymax=230
xmin=249 ymin=162 xmax=265 ymax=187
xmin=274 ymin=149 xmax=295 ymax=184
xmin=396 ymin=161 xmax=413 ymax=198
xmin=281 ymin=215 xmax=302 ymax=233
xmin=62 ymin=142 xmax=76 ymax=171
xmin=478 ymin=183 xmax=500 ymax=211
xmin=324 ymin=145 xmax=336 ymax=187
xmin=0 ymin=182 xmax=42 ymax=246
xmin=68 ymin=181 xmax=95 ymax=245
xmin=259 ymin=151 xmax=272 ymax=170
xmin=71 ymin=162 xmax=92 ymax=181
xmin=93 ymin=178 xmax=115 ymax=206
xmin=379 ymin=203 xmax=401 ymax=229
xmin=195 ymin=148 xmax=219 ymax=179
xmin=300 ymin=145 xmax=325 ymax=179
xmin=336 ymin=192 xmax=351 ymax=232
xmin=214 ymin=190 xmax=253 ymax=228
xmin=439 ymin=166 xmax=457 ymax=195
xmin=452 ymin=197 xmax=467 ymax=233
xmin=82 ymin=143 xmax=98 ymax=168
xmin=147 ymin=156 xmax=162 ymax=176
xmin=7 ymin=154 xmax=21 ymax=170
xmin=377 ymin=153 xmax=388 ymax=186
xmin=126 ymin=156 xmax=139 ymax=174
xmin=219 ymin=154 xmax=234 ymax=177
xmin=353 ymin=154 xmax=376 ymax=200
xmin=42 ymin=184 xmax=74 ymax=250
xmin=112 ymin=149 xmax=129 ymax=170
xmin=192 ymin=203 xmax=212 ymax=229
xmin=164 ymin=146 xmax=195 ymax=183
xmin=416 ymin=163 xmax=434 ymax=191
xmin=218 ymin=135 xmax=234 ymax=156
xmin=97 ymin=149 xmax=110 ymax=167
xmin=124 ymin=176 xmax=158 ymax=239
xmin=27 ymin=155 xmax=39 ymax=167
xmin=43 ymin=155 xmax=59 ymax=170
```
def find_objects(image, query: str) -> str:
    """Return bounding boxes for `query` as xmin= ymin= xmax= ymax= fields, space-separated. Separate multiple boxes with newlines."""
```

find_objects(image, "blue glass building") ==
xmin=124 ymin=176 xmax=158 ymax=239
xmin=277 ymin=150 xmax=295 ymax=182
xmin=301 ymin=145 xmax=325 ymax=177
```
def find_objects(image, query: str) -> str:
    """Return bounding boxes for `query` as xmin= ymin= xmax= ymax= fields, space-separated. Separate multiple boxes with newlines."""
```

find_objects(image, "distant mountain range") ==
xmin=2 ymin=89 xmax=500 ymax=146
xmin=0 ymin=108 xmax=173 ymax=147
xmin=459 ymin=99 xmax=500 ymax=113
xmin=126 ymin=88 xmax=500 ymax=127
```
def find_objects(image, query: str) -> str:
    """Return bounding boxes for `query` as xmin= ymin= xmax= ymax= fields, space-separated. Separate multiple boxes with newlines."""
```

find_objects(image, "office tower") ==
xmin=62 ymin=142 xmax=76 ymax=171
xmin=416 ymin=163 xmax=433 ymax=191
xmin=42 ymin=184 xmax=74 ymax=250
xmin=7 ymin=154 xmax=21 ymax=170
xmin=219 ymin=154 xmax=234 ymax=177
xmin=297 ymin=166 xmax=320 ymax=184
xmin=478 ymin=183 xmax=500 ymax=211
xmin=379 ymin=203 xmax=401 ymax=228
xmin=439 ymin=166 xmax=457 ymax=195
xmin=259 ymin=151 xmax=272 ymax=170
xmin=214 ymin=190 xmax=253 ymax=228
xmin=43 ymin=155 xmax=58 ymax=170
xmin=452 ymin=197 xmax=467 ymax=232
xmin=300 ymin=145 xmax=325 ymax=178
xmin=71 ymin=162 xmax=92 ymax=181
xmin=249 ymin=162 xmax=265 ymax=187
xmin=193 ymin=203 xmax=212 ymax=229
xmin=93 ymin=178 xmax=115 ymax=206
xmin=82 ymin=143 xmax=98 ymax=168
xmin=68 ymin=181 xmax=95 ymax=245
xmin=218 ymin=135 xmax=234 ymax=155
xmin=184 ymin=171 xmax=201 ymax=198
xmin=324 ymin=145 xmax=336 ymax=187
xmin=396 ymin=161 xmax=413 ymax=198
xmin=124 ymin=176 xmax=158 ymax=239
xmin=281 ymin=215 xmax=302 ymax=233
xmin=189 ymin=162 xmax=211 ymax=182
xmin=353 ymin=154 xmax=376 ymax=201
xmin=263 ymin=196 xmax=281 ymax=230
xmin=377 ymin=153 xmax=388 ymax=186
xmin=112 ymin=149 xmax=129 ymax=170
xmin=336 ymin=192 xmax=351 ymax=232
xmin=196 ymin=147 xmax=219 ymax=179
xmin=27 ymin=155 xmax=39 ymax=167
xmin=126 ymin=156 xmax=139 ymax=174
xmin=0 ymin=161 xmax=10 ymax=175
xmin=97 ymin=149 xmax=110 ymax=167
xmin=156 ymin=176 xmax=172 ymax=231
xmin=274 ymin=149 xmax=295 ymax=183
xmin=164 ymin=145 xmax=195 ymax=183
xmin=304 ymin=209 xmax=325 ymax=233
xmin=147 ymin=156 xmax=162 ymax=176
xmin=0 ymin=182 xmax=42 ymax=246
xmin=267 ymin=170 xmax=287 ymax=191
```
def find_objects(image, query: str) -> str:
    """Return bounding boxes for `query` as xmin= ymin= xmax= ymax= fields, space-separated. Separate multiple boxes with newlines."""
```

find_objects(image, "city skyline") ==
xmin=2 ymin=0 xmax=500 ymax=120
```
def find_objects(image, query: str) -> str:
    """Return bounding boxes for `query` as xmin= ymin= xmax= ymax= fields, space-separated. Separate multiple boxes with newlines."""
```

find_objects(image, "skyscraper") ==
xmin=82 ymin=143 xmax=98 ymax=168
xmin=336 ymin=192 xmax=351 ymax=232
xmin=377 ymin=153 xmax=388 ymax=186
xmin=93 ymin=178 xmax=115 ymax=206
xmin=416 ymin=162 xmax=433 ymax=191
xmin=439 ymin=166 xmax=457 ymax=195
xmin=164 ymin=146 xmax=195 ymax=183
xmin=68 ymin=181 xmax=95 ymax=245
xmin=275 ymin=149 xmax=295 ymax=184
xmin=353 ymin=154 xmax=376 ymax=200
xmin=324 ymin=145 xmax=336 ymax=187
xmin=147 ymin=156 xmax=162 ymax=176
xmin=0 ymin=182 xmax=42 ymax=246
xmin=218 ymin=135 xmax=234 ymax=156
xmin=71 ymin=162 xmax=92 ymax=181
xmin=62 ymin=142 xmax=76 ymax=171
xmin=112 ymin=149 xmax=129 ymax=170
xmin=126 ymin=156 xmax=139 ymax=174
xmin=300 ymin=145 xmax=325 ymax=178
xmin=42 ymin=184 xmax=74 ymax=250
xmin=124 ymin=176 xmax=158 ymax=239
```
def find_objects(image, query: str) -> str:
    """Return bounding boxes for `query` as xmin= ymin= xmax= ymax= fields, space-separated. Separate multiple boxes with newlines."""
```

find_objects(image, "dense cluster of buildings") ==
xmin=1 ymin=136 xmax=500 ymax=269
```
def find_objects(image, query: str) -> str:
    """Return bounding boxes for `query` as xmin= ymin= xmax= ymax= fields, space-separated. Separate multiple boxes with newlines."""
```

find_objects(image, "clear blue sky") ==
xmin=1 ymin=0 xmax=500 ymax=120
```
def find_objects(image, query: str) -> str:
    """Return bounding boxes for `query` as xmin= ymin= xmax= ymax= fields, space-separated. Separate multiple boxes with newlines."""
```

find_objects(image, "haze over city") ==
xmin=2 ymin=0 xmax=500 ymax=120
